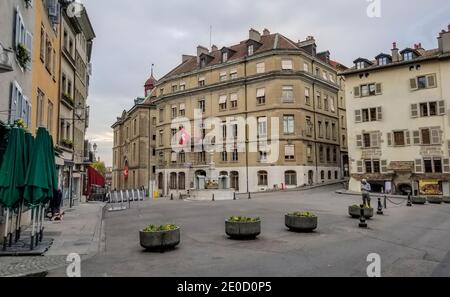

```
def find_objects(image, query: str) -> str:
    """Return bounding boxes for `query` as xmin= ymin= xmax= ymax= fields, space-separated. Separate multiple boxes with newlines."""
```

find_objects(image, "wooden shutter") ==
xmin=411 ymin=104 xmax=418 ymax=118
xmin=438 ymin=101 xmax=446 ymax=115
xmin=355 ymin=110 xmax=362 ymax=123
xmin=427 ymin=74 xmax=437 ymax=88
xmin=410 ymin=78 xmax=418 ymax=90
xmin=356 ymin=135 xmax=362 ymax=148
xmin=371 ymin=132 xmax=380 ymax=148
xmin=431 ymin=128 xmax=441 ymax=144
xmin=413 ymin=131 xmax=421 ymax=145
xmin=381 ymin=160 xmax=388 ymax=173
xmin=377 ymin=107 xmax=383 ymax=121
xmin=415 ymin=159 xmax=423 ymax=173
xmin=405 ymin=131 xmax=411 ymax=145
xmin=356 ymin=161 xmax=363 ymax=173
xmin=444 ymin=159 xmax=450 ymax=173
xmin=387 ymin=133 xmax=392 ymax=146
xmin=354 ymin=86 xmax=360 ymax=98
xmin=375 ymin=83 xmax=382 ymax=95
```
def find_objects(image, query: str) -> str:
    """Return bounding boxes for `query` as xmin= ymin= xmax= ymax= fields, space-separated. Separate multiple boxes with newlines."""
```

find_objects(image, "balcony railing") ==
xmin=0 ymin=44 xmax=13 ymax=73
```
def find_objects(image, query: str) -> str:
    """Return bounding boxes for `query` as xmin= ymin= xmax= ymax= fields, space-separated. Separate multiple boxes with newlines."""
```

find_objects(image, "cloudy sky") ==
xmin=82 ymin=0 xmax=450 ymax=166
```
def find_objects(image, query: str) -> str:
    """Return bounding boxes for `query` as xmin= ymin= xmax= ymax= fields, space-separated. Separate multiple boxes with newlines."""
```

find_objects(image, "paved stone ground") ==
xmin=0 ymin=202 xmax=105 ymax=277
xmin=47 ymin=184 xmax=450 ymax=277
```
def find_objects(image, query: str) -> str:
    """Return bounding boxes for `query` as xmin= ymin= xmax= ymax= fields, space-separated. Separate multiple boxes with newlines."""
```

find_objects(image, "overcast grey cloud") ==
xmin=82 ymin=0 xmax=450 ymax=166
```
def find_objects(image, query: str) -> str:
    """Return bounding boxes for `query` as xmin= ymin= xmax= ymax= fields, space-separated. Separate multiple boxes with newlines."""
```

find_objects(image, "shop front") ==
xmin=412 ymin=174 xmax=450 ymax=197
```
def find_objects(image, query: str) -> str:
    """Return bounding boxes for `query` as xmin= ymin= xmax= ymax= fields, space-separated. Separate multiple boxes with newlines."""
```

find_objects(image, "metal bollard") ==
xmin=179 ymin=193 xmax=182 ymax=200
xmin=407 ymin=194 xmax=412 ymax=207
xmin=248 ymin=192 xmax=251 ymax=200
xmin=359 ymin=204 xmax=367 ymax=228
xmin=233 ymin=192 xmax=236 ymax=200
xmin=212 ymin=194 xmax=215 ymax=202
xmin=377 ymin=198 xmax=384 ymax=215
xmin=171 ymin=193 xmax=174 ymax=201
xmin=384 ymin=195 xmax=387 ymax=209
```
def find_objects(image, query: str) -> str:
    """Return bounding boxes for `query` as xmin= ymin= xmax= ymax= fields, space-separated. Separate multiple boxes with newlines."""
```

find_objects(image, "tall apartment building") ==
xmin=342 ymin=25 xmax=450 ymax=196
xmin=148 ymin=29 xmax=346 ymax=195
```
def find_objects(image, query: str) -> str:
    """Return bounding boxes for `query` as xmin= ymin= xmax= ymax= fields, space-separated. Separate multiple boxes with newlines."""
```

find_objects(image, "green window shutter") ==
xmin=410 ymin=78 xmax=418 ymax=90
xmin=354 ymin=86 xmax=360 ymax=98
xmin=411 ymin=104 xmax=418 ymax=118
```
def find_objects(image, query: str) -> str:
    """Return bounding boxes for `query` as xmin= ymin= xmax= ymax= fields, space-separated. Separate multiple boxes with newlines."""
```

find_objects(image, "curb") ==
xmin=336 ymin=190 xmax=408 ymax=200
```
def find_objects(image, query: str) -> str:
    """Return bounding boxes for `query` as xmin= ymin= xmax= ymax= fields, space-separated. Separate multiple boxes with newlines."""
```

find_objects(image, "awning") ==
xmin=257 ymin=88 xmax=265 ymax=97
xmin=179 ymin=103 xmax=185 ymax=110
xmin=230 ymin=94 xmax=238 ymax=101
xmin=219 ymin=95 xmax=227 ymax=104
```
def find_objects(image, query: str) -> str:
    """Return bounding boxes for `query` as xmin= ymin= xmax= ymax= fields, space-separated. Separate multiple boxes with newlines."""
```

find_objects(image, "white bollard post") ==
xmin=120 ymin=190 xmax=124 ymax=209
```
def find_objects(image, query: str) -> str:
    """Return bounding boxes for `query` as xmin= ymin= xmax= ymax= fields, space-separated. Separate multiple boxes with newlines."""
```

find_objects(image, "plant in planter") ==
xmin=348 ymin=204 xmax=374 ymax=219
xmin=139 ymin=224 xmax=180 ymax=251
xmin=225 ymin=216 xmax=261 ymax=239
xmin=16 ymin=43 xmax=30 ymax=69
xmin=411 ymin=196 xmax=427 ymax=205
xmin=285 ymin=211 xmax=318 ymax=232
xmin=427 ymin=196 xmax=443 ymax=204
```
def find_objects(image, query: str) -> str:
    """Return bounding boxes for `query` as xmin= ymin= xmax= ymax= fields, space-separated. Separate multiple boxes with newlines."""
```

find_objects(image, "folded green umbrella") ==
xmin=0 ymin=127 xmax=26 ymax=209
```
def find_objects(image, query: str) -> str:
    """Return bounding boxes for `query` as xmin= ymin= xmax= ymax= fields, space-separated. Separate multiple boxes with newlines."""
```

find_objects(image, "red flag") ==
xmin=179 ymin=127 xmax=190 ymax=145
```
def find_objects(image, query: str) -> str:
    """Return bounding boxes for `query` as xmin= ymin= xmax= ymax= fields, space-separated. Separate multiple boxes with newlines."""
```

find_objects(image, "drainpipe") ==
xmin=244 ymin=58 xmax=249 ymax=194
xmin=312 ymin=60 xmax=319 ymax=184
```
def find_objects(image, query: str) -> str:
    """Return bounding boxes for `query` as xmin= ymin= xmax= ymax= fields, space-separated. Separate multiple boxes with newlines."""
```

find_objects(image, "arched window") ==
xmin=335 ymin=171 xmax=338 ymax=180
xmin=169 ymin=173 xmax=177 ymax=190
xmin=285 ymin=171 xmax=297 ymax=186
xmin=258 ymin=171 xmax=268 ymax=186
xmin=328 ymin=171 xmax=332 ymax=180
xmin=321 ymin=170 xmax=325 ymax=180
xmin=178 ymin=172 xmax=185 ymax=190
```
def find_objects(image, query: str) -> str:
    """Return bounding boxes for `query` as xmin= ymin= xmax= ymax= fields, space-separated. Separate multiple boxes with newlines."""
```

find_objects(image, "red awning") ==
xmin=86 ymin=166 xmax=105 ymax=195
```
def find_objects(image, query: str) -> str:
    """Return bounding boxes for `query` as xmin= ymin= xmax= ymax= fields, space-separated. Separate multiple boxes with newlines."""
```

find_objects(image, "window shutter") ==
xmin=431 ymin=128 xmax=441 ymax=144
xmin=14 ymin=10 xmax=20 ymax=47
xmin=387 ymin=133 xmax=392 ymax=146
xmin=410 ymin=78 xmax=418 ymax=90
xmin=427 ymin=74 xmax=437 ymax=88
xmin=370 ymin=132 xmax=380 ymax=148
xmin=411 ymin=104 xmax=418 ymax=118
xmin=356 ymin=135 xmax=362 ymax=148
xmin=9 ymin=83 xmax=17 ymax=123
xmin=438 ymin=100 xmax=446 ymax=115
xmin=375 ymin=83 xmax=382 ymax=95
xmin=353 ymin=86 xmax=360 ymax=98
xmin=355 ymin=110 xmax=362 ymax=123
xmin=444 ymin=159 xmax=450 ymax=173
xmin=377 ymin=107 xmax=383 ymax=121
xmin=405 ymin=131 xmax=411 ymax=145
xmin=413 ymin=131 xmax=421 ymax=145
xmin=415 ymin=159 xmax=423 ymax=173
xmin=356 ymin=161 xmax=363 ymax=173
xmin=381 ymin=160 xmax=388 ymax=173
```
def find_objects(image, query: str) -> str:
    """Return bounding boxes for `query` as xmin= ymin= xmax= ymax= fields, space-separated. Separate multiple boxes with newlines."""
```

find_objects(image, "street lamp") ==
xmin=93 ymin=143 xmax=98 ymax=161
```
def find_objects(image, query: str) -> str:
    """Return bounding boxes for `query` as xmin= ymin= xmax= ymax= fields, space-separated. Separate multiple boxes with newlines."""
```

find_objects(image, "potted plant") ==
xmin=225 ymin=216 xmax=261 ymax=239
xmin=411 ymin=196 xmax=427 ymax=204
xmin=139 ymin=224 xmax=180 ymax=251
xmin=427 ymin=196 xmax=443 ymax=204
xmin=285 ymin=211 xmax=318 ymax=232
xmin=16 ymin=43 xmax=30 ymax=69
xmin=348 ymin=205 xmax=373 ymax=219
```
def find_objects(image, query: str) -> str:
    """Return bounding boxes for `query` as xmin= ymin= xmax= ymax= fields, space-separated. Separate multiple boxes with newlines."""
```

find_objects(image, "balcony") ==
xmin=0 ymin=44 xmax=13 ymax=73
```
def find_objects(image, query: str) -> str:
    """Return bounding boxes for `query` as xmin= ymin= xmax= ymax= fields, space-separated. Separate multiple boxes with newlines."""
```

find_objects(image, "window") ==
xmin=403 ymin=51 xmax=413 ymax=61
xmin=282 ymin=59 xmax=293 ymax=70
xmin=179 ymin=104 xmax=185 ymax=116
xmin=197 ymin=151 xmax=206 ymax=163
xmin=365 ymin=159 xmax=381 ymax=173
xmin=230 ymin=93 xmax=238 ymax=109
xmin=172 ymin=85 xmax=178 ymax=92
xmin=285 ymin=145 xmax=295 ymax=161
xmin=159 ymin=108 xmax=164 ymax=122
xmin=40 ymin=26 xmax=45 ymax=61
xmin=232 ymin=149 xmax=238 ymax=161
xmin=171 ymin=106 xmax=177 ymax=119
xmin=198 ymin=77 xmax=205 ymax=87
xmin=282 ymin=86 xmax=294 ymax=102
xmin=378 ymin=57 xmax=388 ymax=65
xmin=222 ymin=52 xmax=228 ymax=62
xmin=285 ymin=171 xmax=297 ymax=186
xmin=424 ymin=159 xmax=433 ymax=173
xmin=169 ymin=173 xmax=177 ymax=189
xmin=221 ymin=150 xmax=228 ymax=162
xmin=179 ymin=83 xmax=186 ymax=91
xmin=9 ymin=81 xmax=31 ymax=127
xmin=363 ymin=133 xmax=371 ymax=148
xmin=421 ymin=158 xmax=443 ymax=173
xmin=412 ymin=101 xmax=444 ymax=118
xmin=303 ymin=62 xmax=309 ymax=72
xmin=248 ymin=45 xmax=254 ymax=56
xmin=36 ymin=89 xmax=45 ymax=127
xmin=170 ymin=128 xmax=177 ymax=144
xmin=421 ymin=128 xmax=431 ymax=145
xmin=319 ymin=146 xmax=324 ymax=163
xmin=394 ymin=131 xmax=405 ymax=146
xmin=324 ymin=95 xmax=329 ymax=111
xmin=259 ymin=150 xmax=268 ymax=162
xmin=357 ymin=132 xmax=381 ymax=148
xmin=219 ymin=72 xmax=227 ymax=81
xmin=316 ymin=92 xmax=322 ymax=109
xmin=256 ymin=62 xmax=265 ymax=74
xmin=257 ymin=117 xmax=267 ymax=138
xmin=410 ymin=74 xmax=436 ymax=90
xmin=361 ymin=107 xmax=381 ymax=122
xmin=230 ymin=70 xmax=238 ymax=80
xmin=305 ymin=88 xmax=311 ymax=105
xmin=198 ymin=99 xmax=206 ymax=113
xmin=283 ymin=115 xmax=294 ymax=134
xmin=178 ymin=172 xmax=186 ymax=190
xmin=258 ymin=171 xmax=268 ymax=186
xmin=305 ymin=117 xmax=313 ymax=137
xmin=419 ymin=127 xmax=441 ymax=145
xmin=256 ymin=88 xmax=266 ymax=105
xmin=333 ymin=148 xmax=337 ymax=162
xmin=356 ymin=61 xmax=365 ymax=69
xmin=326 ymin=147 xmax=330 ymax=162
xmin=356 ymin=83 xmax=382 ymax=97
xmin=219 ymin=95 xmax=227 ymax=110
xmin=159 ymin=130 xmax=164 ymax=146
xmin=418 ymin=76 xmax=427 ymax=89
xmin=332 ymin=123 xmax=336 ymax=141
xmin=306 ymin=145 xmax=313 ymax=162
xmin=318 ymin=121 xmax=323 ymax=138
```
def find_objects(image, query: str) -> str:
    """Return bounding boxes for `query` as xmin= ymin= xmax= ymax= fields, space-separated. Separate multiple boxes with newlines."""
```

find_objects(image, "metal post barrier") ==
xmin=212 ymin=194 xmax=215 ymax=202
xmin=384 ymin=196 xmax=387 ymax=209
xmin=248 ymin=192 xmax=251 ymax=200
xmin=179 ymin=193 xmax=182 ymax=200
xmin=233 ymin=192 xmax=236 ymax=200
xmin=137 ymin=190 xmax=141 ymax=201
xmin=359 ymin=204 xmax=367 ymax=228
xmin=171 ymin=193 xmax=174 ymax=200
xmin=407 ymin=194 xmax=412 ymax=207
xmin=377 ymin=198 xmax=384 ymax=215
xmin=120 ymin=190 xmax=124 ymax=210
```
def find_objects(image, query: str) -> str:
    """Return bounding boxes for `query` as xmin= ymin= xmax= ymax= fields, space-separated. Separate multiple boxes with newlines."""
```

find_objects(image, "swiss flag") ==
xmin=179 ymin=127 xmax=190 ymax=145
xmin=124 ymin=164 xmax=129 ymax=178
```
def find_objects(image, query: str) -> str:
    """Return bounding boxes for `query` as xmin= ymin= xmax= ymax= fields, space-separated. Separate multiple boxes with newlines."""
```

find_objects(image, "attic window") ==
xmin=200 ymin=57 xmax=207 ymax=68
xmin=378 ymin=57 xmax=389 ymax=66
xmin=403 ymin=51 xmax=414 ymax=61
xmin=356 ymin=61 xmax=365 ymax=69
xmin=248 ymin=45 xmax=254 ymax=56
xmin=222 ymin=52 xmax=228 ymax=63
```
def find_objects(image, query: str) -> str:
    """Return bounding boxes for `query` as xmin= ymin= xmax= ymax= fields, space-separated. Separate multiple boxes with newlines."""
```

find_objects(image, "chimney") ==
xmin=438 ymin=25 xmax=450 ymax=54
xmin=249 ymin=28 xmax=261 ymax=42
xmin=391 ymin=42 xmax=399 ymax=62
xmin=263 ymin=28 xmax=270 ymax=36
xmin=197 ymin=45 xmax=209 ymax=63
xmin=211 ymin=45 xmax=218 ymax=52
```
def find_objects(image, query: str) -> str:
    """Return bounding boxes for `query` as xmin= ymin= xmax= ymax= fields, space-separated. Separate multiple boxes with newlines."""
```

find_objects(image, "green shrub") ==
xmin=288 ymin=211 xmax=316 ymax=218
xmin=228 ymin=216 xmax=260 ymax=223
xmin=351 ymin=204 xmax=371 ymax=209
xmin=16 ymin=43 xmax=30 ymax=69
xmin=143 ymin=224 xmax=178 ymax=232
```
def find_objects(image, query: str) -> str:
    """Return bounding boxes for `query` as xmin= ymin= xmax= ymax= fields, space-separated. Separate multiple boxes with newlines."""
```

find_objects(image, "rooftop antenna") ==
xmin=209 ymin=25 xmax=212 ymax=48
xmin=151 ymin=63 xmax=154 ymax=77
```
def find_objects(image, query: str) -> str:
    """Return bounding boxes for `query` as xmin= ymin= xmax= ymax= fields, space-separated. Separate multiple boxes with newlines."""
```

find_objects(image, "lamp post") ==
xmin=93 ymin=142 xmax=98 ymax=161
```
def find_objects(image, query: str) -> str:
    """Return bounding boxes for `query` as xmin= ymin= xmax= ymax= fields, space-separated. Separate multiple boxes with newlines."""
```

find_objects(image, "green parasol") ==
xmin=0 ymin=127 xmax=26 ymax=209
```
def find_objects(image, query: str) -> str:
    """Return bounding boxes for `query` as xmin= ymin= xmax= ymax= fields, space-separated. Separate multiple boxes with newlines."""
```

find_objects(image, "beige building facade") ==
xmin=343 ymin=26 xmax=450 ymax=196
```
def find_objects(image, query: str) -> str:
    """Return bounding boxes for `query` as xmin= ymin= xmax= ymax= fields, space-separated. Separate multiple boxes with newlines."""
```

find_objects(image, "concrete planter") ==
xmin=427 ymin=196 xmax=443 ymax=204
xmin=412 ymin=196 xmax=427 ymax=204
xmin=225 ymin=220 xmax=261 ymax=239
xmin=139 ymin=227 xmax=180 ymax=251
xmin=443 ymin=196 xmax=450 ymax=204
xmin=285 ymin=215 xmax=318 ymax=232
xmin=348 ymin=206 xmax=373 ymax=219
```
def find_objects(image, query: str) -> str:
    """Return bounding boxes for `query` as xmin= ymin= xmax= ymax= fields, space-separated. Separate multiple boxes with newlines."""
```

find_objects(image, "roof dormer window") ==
xmin=378 ymin=57 xmax=388 ymax=66
xmin=403 ymin=51 xmax=414 ymax=61
xmin=200 ymin=57 xmax=207 ymax=68
xmin=356 ymin=61 xmax=365 ymax=69
xmin=248 ymin=44 xmax=254 ymax=56
xmin=222 ymin=52 xmax=228 ymax=63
